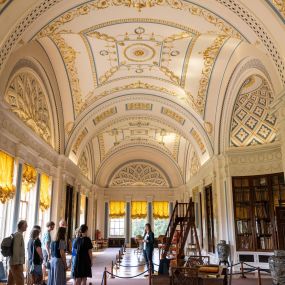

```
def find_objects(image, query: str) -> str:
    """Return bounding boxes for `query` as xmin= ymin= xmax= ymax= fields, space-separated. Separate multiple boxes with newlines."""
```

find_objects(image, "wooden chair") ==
xmin=185 ymin=255 xmax=210 ymax=267
xmin=171 ymin=267 xmax=199 ymax=285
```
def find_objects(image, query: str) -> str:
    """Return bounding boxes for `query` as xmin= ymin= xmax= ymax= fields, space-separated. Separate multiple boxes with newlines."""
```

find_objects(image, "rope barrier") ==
xmin=105 ymin=269 xmax=149 ymax=279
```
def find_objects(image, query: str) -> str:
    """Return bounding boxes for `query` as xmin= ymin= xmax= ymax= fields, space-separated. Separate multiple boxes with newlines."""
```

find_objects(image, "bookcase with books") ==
xmin=233 ymin=173 xmax=285 ymax=252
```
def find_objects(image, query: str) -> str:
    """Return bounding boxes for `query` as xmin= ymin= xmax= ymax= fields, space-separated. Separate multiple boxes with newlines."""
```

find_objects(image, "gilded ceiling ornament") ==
xmin=5 ymin=72 xmax=53 ymax=146
xmin=270 ymin=0 xmax=285 ymax=19
xmin=161 ymin=107 xmax=185 ymax=125
xmin=230 ymin=75 xmax=277 ymax=147
xmin=72 ymin=128 xmax=88 ymax=154
xmin=38 ymin=1 xmax=241 ymax=39
xmin=159 ymin=66 xmax=180 ymax=84
xmin=126 ymin=102 xmax=152 ymax=110
xmin=110 ymin=162 xmax=169 ymax=187
xmin=204 ymin=122 xmax=213 ymax=134
xmin=196 ymin=34 xmax=228 ymax=114
xmin=78 ymin=151 xmax=89 ymax=178
xmin=99 ymin=66 xmax=120 ymax=83
xmin=93 ymin=107 xmax=117 ymax=124
xmin=50 ymin=34 xmax=85 ymax=116
xmin=86 ymin=81 xmax=182 ymax=106
xmin=191 ymin=129 xmax=206 ymax=153
xmin=190 ymin=151 xmax=200 ymax=177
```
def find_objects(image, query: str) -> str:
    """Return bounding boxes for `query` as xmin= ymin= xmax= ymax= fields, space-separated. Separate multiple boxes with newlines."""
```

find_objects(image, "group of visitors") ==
xmin=5 ymin=219 xmax=93 ymax=285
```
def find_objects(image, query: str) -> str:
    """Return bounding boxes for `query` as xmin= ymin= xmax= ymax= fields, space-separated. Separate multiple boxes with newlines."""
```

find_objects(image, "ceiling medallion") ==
xmin=134 ymin=27 xmax=145 ymax=35
xmin=124 ymin=43 xmax=156 ymax=62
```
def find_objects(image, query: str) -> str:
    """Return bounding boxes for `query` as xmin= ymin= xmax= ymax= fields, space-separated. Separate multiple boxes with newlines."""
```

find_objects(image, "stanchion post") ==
xmin=124 ymin=243 xmax=126 ymax=252
xmin=104 ymin=267 xmax=107 ymax=285
xmin=115 ymin=254 xmax=119 ymax=268
xmin=111 ymin=260 xmax=115 ymax=278
xmin=229 ymin=262 xmax=233 ymax=285
xmin=257 ymin=267 xmax=261 ymax=285
xmin=240 ymin=262 xmax=246 ymax=279
xmin=118 ymin=250 xmax=121 ymax=262
xmin=121 ymin=246 xmax=124 ymax=255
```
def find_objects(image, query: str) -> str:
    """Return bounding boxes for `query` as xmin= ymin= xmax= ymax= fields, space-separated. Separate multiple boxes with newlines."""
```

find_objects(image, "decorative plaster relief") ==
xmin=161 ymin=107 xmax=185 ymax=125
xmin=5 ymin=71 xmax=53 ymax=147
xmin=126 ymin=102 xmax=152 ymax=110
xmin=93 ymin=107 xmax=117 ymax=125
xmin=110 ymin=161 xmax=169 ymax=187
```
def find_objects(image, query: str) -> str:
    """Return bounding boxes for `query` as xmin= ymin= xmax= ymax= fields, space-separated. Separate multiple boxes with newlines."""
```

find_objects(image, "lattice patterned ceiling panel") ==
xmin=230 ymin=75 xmax=277 ymax=147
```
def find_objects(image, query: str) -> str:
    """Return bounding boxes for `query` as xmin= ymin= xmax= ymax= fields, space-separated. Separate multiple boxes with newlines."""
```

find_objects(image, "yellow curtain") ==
xmin=22 ymin=164 xmax=37 ymax=193
xmin=0 ymin=150 xmax=15 ymax=203
xmin=153 ymin=201 xmax=169 ymax=219
xmin=131 ymin=201 xmax=147 ymax=219
xmin=109 ymin=201 xmax=125 ymax=218
xmin=40 ymin=173 xmax=51 ymax=211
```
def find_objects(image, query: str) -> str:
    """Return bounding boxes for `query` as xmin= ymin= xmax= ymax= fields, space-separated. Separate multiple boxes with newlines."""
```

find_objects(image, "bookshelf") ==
xmin=233 ymin=173 xmax=285 ymax=252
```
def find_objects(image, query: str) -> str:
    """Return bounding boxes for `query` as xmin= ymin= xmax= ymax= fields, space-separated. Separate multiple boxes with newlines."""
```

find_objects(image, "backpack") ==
xmin=1 ymin=234 xmax=14 ymax=257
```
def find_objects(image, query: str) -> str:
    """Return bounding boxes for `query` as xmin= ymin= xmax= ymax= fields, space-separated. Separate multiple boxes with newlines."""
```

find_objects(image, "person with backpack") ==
xmin=72 ymin=224 xmax=93 ymax=285
xmin=27 ymin=228 xmax=43 ymax=285
xmin=48 ymin=227 xmax=67 ymax=285
xmin=7 ymin=220 xmax=27 ymax=285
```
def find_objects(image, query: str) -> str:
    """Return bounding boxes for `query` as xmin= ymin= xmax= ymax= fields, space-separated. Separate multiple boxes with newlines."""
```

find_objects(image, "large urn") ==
xmin=269 ymin=250 xmax=285 ymax=285
xmin=217 ymin=240 xmax=230 ymax=265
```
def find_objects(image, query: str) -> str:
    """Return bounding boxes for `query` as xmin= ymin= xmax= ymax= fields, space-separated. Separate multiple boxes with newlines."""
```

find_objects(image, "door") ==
xmin=276 ymin=207 xmax=285 ymax=249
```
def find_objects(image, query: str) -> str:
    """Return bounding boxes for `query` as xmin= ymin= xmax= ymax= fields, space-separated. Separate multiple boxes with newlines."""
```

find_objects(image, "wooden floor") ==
xmin=65 ymin=248 xmax=273 ymax=285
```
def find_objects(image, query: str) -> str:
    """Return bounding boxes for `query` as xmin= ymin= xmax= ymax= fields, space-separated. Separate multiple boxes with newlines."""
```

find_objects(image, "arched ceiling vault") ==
xmin=1 ymin=0 xmax=285 ymax=188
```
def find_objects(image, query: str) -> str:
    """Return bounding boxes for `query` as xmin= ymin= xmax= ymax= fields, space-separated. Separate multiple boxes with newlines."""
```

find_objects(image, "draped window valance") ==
xmin=22 ymin=164 xmax=37 ymax=193
xmin=131 ymin=201 xmax=147 ymax=219
xmin=153 ymin=201 xmax=169 ymax=219
xmin=0 ymin=150 xmax=15 ymax=203
xmin=40 ymin=173 xmax=51 ymax=211
xmin=109 ymin=201 xmax=125 ymax=218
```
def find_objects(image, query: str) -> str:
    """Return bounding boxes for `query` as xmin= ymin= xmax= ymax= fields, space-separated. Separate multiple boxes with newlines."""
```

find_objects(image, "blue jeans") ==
xmin=143 ymin=249 xmax=154 ymax=273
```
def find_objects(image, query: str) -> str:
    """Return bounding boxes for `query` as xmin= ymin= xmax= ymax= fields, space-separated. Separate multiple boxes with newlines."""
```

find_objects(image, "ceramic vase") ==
xmin=217 ymin=240 xmax=230 ymax=264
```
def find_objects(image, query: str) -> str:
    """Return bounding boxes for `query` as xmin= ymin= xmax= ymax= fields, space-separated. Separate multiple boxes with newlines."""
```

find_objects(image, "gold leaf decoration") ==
xmin=110 ymin=162 xmax=169 ymax=187
xmin=73 ymin=128 xmax=88 ymax=154
xmin=50 ymin=34 xmax=85 ymax=116
xmin=196 ymin=35 xmax=228 ymax=114
xmin=5 ymin=72 xmax=53 ymax=146
xmin=78 ymin=151 xmax=89 ymax=178
xmin=93 ymin=107 xmax=117 ymax=124
xmin=191 ymin=129 xmax=206 ymax=153
xmin=161 ymin=107 xmax=185 ymax=125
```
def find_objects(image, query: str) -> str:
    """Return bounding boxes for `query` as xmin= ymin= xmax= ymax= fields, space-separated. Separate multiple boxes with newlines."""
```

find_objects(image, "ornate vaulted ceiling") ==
xmin=1 ymin=0 xmax=285 ymax=187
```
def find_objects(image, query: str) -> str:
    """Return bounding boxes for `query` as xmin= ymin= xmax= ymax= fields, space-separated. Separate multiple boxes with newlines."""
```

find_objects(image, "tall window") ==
xmin=109 ymin=201 xmax=125 ymax=237
xmin=79 ymin=194 xmax=86 ymax=225
xmin=131 ymin=201 xmax=147 ymax=237
xmin=38 ymin=173 xmax=52 ymax=229
xmin=205 ymin=185 xmax=215 ymax=253
xmin=153 ymin=201 xmax=169 ymax=237
xmin=109 ymin=218 xmax=125 ymax=236
xmin=0 ymin=150 xmax=15 ymax=241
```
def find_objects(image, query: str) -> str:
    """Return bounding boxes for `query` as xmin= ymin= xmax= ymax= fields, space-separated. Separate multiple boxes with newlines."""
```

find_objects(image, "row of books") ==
xmin=254 ymin=189 xmax=269 ymax=201
xmin=254 ymin=204 xmax=270 ymax=219
xmin=259 ymin=237 xmax=273 ymax=250
xmin=237 ymin=220 xmax=252 ymax=234
xmin=255 ymin=219 xmax=272 ymax=235
xmin=234 ymin=190 xmax=251 ymax=202
xmin=236 ymin=207 xmax=251 ymax=219
xmin=237 ymin=235 xmax=253 ymax=250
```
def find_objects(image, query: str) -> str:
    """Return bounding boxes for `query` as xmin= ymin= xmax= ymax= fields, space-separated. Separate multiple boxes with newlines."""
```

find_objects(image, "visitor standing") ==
xmin=27 ymin=228 xmax=43 ymax=284
xmin=8 ymin=220 xmax=27 ymax=285
xmin=142 ymin=223 xmax=154 ymax=276
xmin=48 ymin=227 xmax=67 ymax=285
xmin=41 ymin=221 xmax=55 ymax=284
xmin=73 ymin=224 xmax=93 ymax=285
